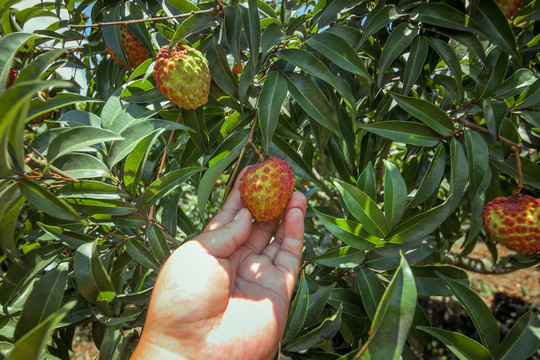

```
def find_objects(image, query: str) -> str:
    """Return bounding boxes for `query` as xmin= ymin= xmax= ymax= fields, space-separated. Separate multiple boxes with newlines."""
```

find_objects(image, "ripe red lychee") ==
xmin=232 ymin=62 xmax=244 ymax=75
xmin=7 ymin=66 xmax=16 ymax=87
xmin=153 ymin=45 xmax=211 ymax=110
xmin=482 ymin=195 xmax=540 ymax=254
xmin=239 ymin=157 xmax=295 ymax=222
xmin=106 ymin=26 xmax=149 ymax=69
xmin=495 ymin=0 xmax=522 ymax=18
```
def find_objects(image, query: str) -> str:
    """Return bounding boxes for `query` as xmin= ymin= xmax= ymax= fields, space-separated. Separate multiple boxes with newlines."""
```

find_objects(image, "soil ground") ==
xmin=69 ymin=243 xmax=540 ymax=359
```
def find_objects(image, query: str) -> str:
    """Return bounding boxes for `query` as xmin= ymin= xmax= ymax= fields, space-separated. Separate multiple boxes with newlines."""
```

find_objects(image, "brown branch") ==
xmin=224 ymin=111 xmax=260 ymax=200
xmin=441 ymin=252 xmax=540 ymax=274
xmin=24 ymin=157 xmax=78 ymax=182
xmin=69 ymin=7 xmax=218 ymax=28
xmin=510 ymin=146 xmax=523 ymax=198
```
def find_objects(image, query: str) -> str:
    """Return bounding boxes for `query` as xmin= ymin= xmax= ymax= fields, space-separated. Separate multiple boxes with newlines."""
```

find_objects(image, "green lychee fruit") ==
xmin=495 ymin=0 xmax=522 ymax=18
xmin=239 ymin=156 xmax=295 ymax=222
xmin=482 ymin=195 xmax=540 ymax=254
xmin=106 ymin=26 xmax=149 ymax=69
xmin=153 ymin=45 xmax=211 ymax=110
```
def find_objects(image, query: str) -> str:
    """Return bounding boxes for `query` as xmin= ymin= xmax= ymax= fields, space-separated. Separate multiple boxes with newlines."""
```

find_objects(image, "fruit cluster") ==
xmin=106 ymin=26 xmax=149 ymax=69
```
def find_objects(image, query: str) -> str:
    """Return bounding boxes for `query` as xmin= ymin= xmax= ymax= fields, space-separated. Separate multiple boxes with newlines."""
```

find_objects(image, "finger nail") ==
xmin=234 ymin=208 xmax=246 ymax=221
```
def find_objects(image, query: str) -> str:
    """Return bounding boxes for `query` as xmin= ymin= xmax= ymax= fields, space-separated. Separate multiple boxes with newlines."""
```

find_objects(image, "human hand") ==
xmin=132 ymin=173 xmax=307 ymax=360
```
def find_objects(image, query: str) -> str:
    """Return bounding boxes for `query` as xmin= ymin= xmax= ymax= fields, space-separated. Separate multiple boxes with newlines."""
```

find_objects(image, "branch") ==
xmin=69 ymin=7 xmax=221 ymax=28
xmin=441 ymin=252 xmax=540 ymax=274
xmin=24 ymin=156 xmax=78 ymax=182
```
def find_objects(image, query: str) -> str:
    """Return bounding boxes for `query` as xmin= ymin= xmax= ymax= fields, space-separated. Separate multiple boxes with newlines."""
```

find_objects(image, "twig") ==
xmin=148 ymin=112 xmax=181 ymax=220
xmin=69 ymin=7 xmax=219 ymax=28
xmin=510 ymin=146 xmax=523 ymax=198
xmin=224 ymin=111 xmax=260 ymax=200
xmin=441 ymin=252 xmax=540 ymax=274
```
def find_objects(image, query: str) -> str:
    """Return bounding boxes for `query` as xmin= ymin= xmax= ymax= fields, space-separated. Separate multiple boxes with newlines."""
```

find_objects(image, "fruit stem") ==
xmin=224 ymin=110 xmax=260 ymax=199
xmin=510 ymin=145 xmax=523 ymax=199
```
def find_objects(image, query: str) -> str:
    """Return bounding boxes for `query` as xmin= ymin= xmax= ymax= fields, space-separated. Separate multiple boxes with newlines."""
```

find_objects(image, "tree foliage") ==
xmin=0 ymin=0 xmax=539 ymax=359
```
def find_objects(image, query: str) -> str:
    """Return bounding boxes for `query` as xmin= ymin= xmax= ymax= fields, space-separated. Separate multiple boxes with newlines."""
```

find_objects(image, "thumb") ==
xmin=194 ymin=208 xmax=253 ymax=258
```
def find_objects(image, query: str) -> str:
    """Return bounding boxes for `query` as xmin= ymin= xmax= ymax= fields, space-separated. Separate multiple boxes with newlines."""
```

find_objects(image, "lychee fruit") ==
xmin=482 ymin=195 xmax=540 ymax=254
xmin=232 ymin=62 xmax=244 ymax=75
xmin=239 ymin=156 xmax=295 ymax=222
xmin=7 ymin=66 xmax=16 ymax=87
xmin=106 ymin=26 xmax=149 ymax=69
xmin=495 ymin=0 xmax=522 ymax=18
xmin=153 ymin=45 xmax=211 ymax=110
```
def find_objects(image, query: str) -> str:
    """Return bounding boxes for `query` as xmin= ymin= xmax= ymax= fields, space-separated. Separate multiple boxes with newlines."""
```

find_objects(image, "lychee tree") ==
xmin=0 ymin=0 xmax=539 ymax=359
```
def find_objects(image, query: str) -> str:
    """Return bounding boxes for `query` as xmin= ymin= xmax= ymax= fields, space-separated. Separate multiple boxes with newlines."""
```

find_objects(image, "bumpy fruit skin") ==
xmin=7 ymin=66 xmax=16 ymax=87
xmin=106 ymin=26 xmax=149 ymax=69
xmin=153 ymin=45 xmax=211 ymax=110
xmin=482 ymin=196 xmax=540 ymax=254
xmin=239 ymin=157 xmax=295 ymax=222
xmin=495 ymin=0 xmax=522 ymax=18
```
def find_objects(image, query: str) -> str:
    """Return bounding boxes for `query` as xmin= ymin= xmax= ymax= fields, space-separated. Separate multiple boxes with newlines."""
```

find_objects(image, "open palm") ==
xmin=132 ymin=180 xmax=307 ymax=360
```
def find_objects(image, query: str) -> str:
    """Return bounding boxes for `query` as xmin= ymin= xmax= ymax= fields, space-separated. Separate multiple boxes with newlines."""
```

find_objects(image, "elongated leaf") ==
xmin=411 ymin=266 xmax=468 ymax=297
xmin=20 ymin=179 xmax=82 ymax=223
xmin=26 ymin=93 xmax=103 ymax=122
xmin=125 ymin=239 xmax=160 ymax=271
xmin=0 ymin=183 xmax=23 ymax=258
xmin=48 ymin=126 xmax=122 ymax=161
xmin=124 ymin=129 xmax=163 ymax=192
xmin=37 ymin=222 xmax=94 ymax=249
xmin=141 ymin=167 xmax=203 ymax=208
xmin=284 ymin=72 xmax=340 ymax=134
xmin=359 ymin=121 xmax=443 ymax=147
xmin=389 ymin=92 xmax=454 ymax=136
xmin=307 ymin=246 xmax=365 ymax=268
xmin=197 ymin=151 xmax=239 ymax=220
xmin=285 ymin=307 xmax=342 ymax=352
xmin=54 ymin=153 xmax=110 ymax=179
xmin=378 ymin=22 xmax=418 ymax=86
xmin=355 ymin=266 xmax=386 ymax=320
xmin=246 ymin=0 xmax=261 ymax=64
xmin=358 ymin=5 xmax=402 ymax=47
xmin=170 ymin=13 xmax=218 ymax=48
xmin=383 ymin=160 xmax=407 ymax=228
xmin=277 ymin=49 xmax=338 ymax=89
xmin=408 ymin=145 xmax=446 ymax=208
xmin=307 ymin=31 xmax=370 ymax=82
xmin=410 ymin=3 xmax=475 ymax=33
xmin=417 ymin=327 xmax=495 ymax=360
xmin=437 ymin=272 xmax=499 ymax=353
xmin=5 ymin=301 xmax=76 ymax=360
xmin=305 ymin=284 xmax=335 ymax=327
xmin=14 ymin=263 xmax=68 ymax=341
xmin=206 ymin=39 xmax=238 ymax=99
xmin=426 ymin=37 xmax=463 ymax=101
xmin=74 ymin=241 xmax=115 ymax=303
xmin=478 ymin=51 xmax=508 ymax=99
xmin=258 ymin=71 xmax=287 ymax=152
xmin=464 ymin=129 xmax=489 ymax=199
xmin=497 ymin=311 xmax=540 ymax=360
xmin=282 ymin=274 xmax=309 ymax=344
xmin=403 ymin=36 xmax=428 ymax=95
xmin=359 ymin=253 xmax=417 ymax=359
xmin=313 ymin=208 xmax=382 ymax=250
xmin=146 ymin=223 xmax=171 ymax=265
xmin=334 ymin=179 xmax=390 ymax=238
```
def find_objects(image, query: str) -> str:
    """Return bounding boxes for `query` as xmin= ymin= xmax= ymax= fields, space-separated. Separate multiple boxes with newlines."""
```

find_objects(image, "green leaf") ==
xmin=66 ymin=198 xmax=137 ymax=216
xmin=359 ymin=253 xmax=417 ymax=360
xmin=37 ymin=222 xmax=94 ymax=249
xmin=123 ymin=129 xmax=164 ymax=192
xmin=355 ymin=266 xmax=386 ymax=321
xmin=403 ymin=36 xmax=428 ymax=95
xmin=74 ymin=241 xmax=115 ymax=303
xmin=146 ymin=223 xmax=171 ymax=265
xmin=357 ymin=162 xmax=376 ymax=201
xmin=378 ymin=22 xmax=418 ymax=87
xmin=197 ymin=151 xmax=239 ymax=220
xmin=497 ymin=311 xmax=540 ymax=360
xmin=57 ymin=180 xmax=128 ymax=200
xmin=47 ymin=126 xmax=122 ymax=161
xmin=125 ymin=239 xmax=160 ymax=271
xmin=245 ymin=0 xmax=261 ymax=64
xmin=464 ymin=129 xmax=489 ymax=199
xmin=170 ymin=13 xmax=218 ymax=48
xmin=206 ymin=39 xmax=238 ymax=100
xmin=307 ymin=31 xmax=371 ymax=83
xmin=282 ymin=274 xmax=309 ymax=344
xmin=470 ymin=0 xmax=520 ymax=62
xmin=490 ymin=156 xmax=540 ymax=189
xmin=411 ymin=266 xmax=468 ymax=297
xmin=410 ymin=3 xmax=475 ymax=33
xmin=107 ymin=119 xmax=156 ymax=167
xmin=307 ymin=246 xmax=365 ymax=268
xmin=426 ymin=37 xmax=463 ymax=101
xmin=408 ymin=145 xmax=447 ymax=208
xmin=312 ymin=208 xmax=382 ymax=250
xmin=478 ymin=51 xmax=508 ymax=99
xmin=359 ymin=121 xmax=443 ymax=147
xmin=437 ymin=272 xmax=499 ymax=353
xmin=383 ymin=160 xmax=407 ymax=228
xmin=26 ymin=93 xmax=103 ymax=122
xmin=5 ymin=301 xmax=76 ymax=360
xmin=182 ymin=107 xmax=208 ymax=153
xmin=141 ymin=167 xmax=203 ymax=209
xmin=20 ymin=179 xmax=83 ymax=223
xmin=333 ymin=178 xmax=390 ymax=238
xmin=261 ymin=22 xmax=284 ymax=54
xmin=495 ymin=69 xmax=536 ymax=98
xmin=16 ymin=48 xmax=68 ymax=83
xmin=389 ymin=92 xmax=454 ymax=136
xmin=305 ymin=283 xmax=335 ymax=327
xmin=0 ymin=182 xmax=24 ymax=258
xmin=358 ymin=5 xmax=402 ymax=47
xmin=283 ymin=72 xmax=340 ymax=135
xmin=14 ymin=262 xmax=68 ymax=341
xmin=417 ymin=327 xmax=495 ymax=360
xmin=285 ymin=306 xmax=342 ymax=352
xmin=259 ymin=71 xmax=287 ymax=152
xmin=277 ymin=49 xmax=338 ymax=90
xmin=53 ymin=153 xmax=110 ymax=179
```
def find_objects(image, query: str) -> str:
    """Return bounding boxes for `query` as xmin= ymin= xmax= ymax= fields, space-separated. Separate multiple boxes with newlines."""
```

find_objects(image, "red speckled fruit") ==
xmin=482 ymin=196 xmax=540 ymax=254
xmin=153 ymin=45 xmax=211 ymax=110
xmin=106 ymin=26 xmax=149 ymax=69
xmin=7 ymin=66 xmax=16 ymax=87
xmin=239 ymin=157 xmax=295 ymax=222
xmin=495 ymin=0 xmax=522 ymax=18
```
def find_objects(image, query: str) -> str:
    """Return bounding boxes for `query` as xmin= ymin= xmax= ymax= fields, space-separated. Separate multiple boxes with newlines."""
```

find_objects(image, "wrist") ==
xmin=131 ymin=329 xmax=191 ymax=360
